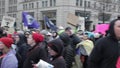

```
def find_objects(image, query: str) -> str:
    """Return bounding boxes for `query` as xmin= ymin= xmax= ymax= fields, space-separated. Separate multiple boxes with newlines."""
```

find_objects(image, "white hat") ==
xmin=58 ymin=26 xmax=64 ymax=30
xmin=46 ymin=32 xmax=52 ymax=36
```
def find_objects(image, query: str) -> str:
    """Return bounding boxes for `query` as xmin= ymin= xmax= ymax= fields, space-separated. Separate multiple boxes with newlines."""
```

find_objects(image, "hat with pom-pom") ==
xmin=0 ymin=37 xmax=13 ymax=48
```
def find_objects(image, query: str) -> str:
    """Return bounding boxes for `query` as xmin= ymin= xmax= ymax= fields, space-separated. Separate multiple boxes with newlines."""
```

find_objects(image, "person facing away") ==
xmin=0 ymin=37 xmax=18 ymax=68
xmin=48 ymin=38 xmax=66 ymax=68
xmin=87 ymin=17 xmax=120 ymax=68
xmin=23 ymin=32 xmax=49 ymax=68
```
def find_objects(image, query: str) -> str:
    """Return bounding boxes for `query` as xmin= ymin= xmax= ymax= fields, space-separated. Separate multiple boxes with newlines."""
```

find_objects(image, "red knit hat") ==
xmin=32 ymin=33 xmax=44 ymax=43
xmin=0 ymin=37 xmax=13 ymax=48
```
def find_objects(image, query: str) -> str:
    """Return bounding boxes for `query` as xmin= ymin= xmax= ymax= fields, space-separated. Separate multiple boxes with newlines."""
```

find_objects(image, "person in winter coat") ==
xmin=48 ymin=38 xmax=66 ymax=68
xmin=87 ymin=17 xmax=120 ymax=68
xmin=59 ymin=32 xmax=75 ymax=68
xmin=14 ymin=33 xmax=30 ymax=68
xmin=77 ymin=34 xmax=94 ymax=68
xmin=23 ymin=33 xmax=49 ymax=68
xmin=0 ymin=37 xmax=18 ymax=68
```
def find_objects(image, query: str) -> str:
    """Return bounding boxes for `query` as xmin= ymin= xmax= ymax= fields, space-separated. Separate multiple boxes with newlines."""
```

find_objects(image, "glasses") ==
xmin=0 ymin=42 xmax=3 ymax=44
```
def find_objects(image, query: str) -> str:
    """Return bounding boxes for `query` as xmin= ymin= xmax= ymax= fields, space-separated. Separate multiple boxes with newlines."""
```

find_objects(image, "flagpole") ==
xmin=44 ymin=15 xmax=47 ymax=30
xmin=21 ymin=22 xmax=23 ymax=31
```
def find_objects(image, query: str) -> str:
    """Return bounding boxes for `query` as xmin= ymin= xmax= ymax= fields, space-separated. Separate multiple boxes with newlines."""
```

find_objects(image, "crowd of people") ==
xmin=0 ymin=17 xmax=120 ymax=68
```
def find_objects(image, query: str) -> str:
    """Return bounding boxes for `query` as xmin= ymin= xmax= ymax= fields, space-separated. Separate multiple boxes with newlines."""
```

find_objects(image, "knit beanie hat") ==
xmin=32 ymin=33 xmax=44 ymax=43
xmin=48 ymin=39 xmax=64 ymax=56
xmin=0 ymin=37 xmax=13 ymax=48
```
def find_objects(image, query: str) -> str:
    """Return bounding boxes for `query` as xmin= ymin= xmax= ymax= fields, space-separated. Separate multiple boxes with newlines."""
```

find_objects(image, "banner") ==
xmin=1 ymin=16 xmax=16 ymax=27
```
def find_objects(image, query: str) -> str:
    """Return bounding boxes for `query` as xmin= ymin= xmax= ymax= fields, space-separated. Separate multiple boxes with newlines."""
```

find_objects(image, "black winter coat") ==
xmin=23 ymin=42 xmax=49 ymax=68
xmin=59 ymin=33 xmax=75 ymax=68
xmin=88 ymin=36 xmax=119 ymax=68
xmin=51 ymin=56 xmax=66 ymax=68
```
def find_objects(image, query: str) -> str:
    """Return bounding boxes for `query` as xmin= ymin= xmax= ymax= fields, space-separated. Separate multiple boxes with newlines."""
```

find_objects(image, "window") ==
xmin=8 ymin=14 xmax=11 ymax=17
xmin=23 ymin=4 xmax=25 ymax=10
xmin=88 ymin=1 xmax=90 ymax=8
xmin=9 ymin=7 xmax=11 ymax=12
xmin=31 ymin=3 xmax=34 ymax=8
xmin=13 ymin=14 xmax=16 ymax=18
xmin=25 ymin=4 xmax=27 ymax=9
xmin=75 ymin=11 xmax=91 ymax=21
xmin=98 ymin=13 xmax=111 ymax=21
xmin=76 ymin=0 xmax=79 ymax=6
xmin=0 ymin=15 xmax=1 ymax=21
xmin=42 ymin=1 xmax=44 ymax=7
xmin=80 ymin=0 xmax=83 ymax=6
xmin=53 ymin=0 xmax=56 ymax=6
xmin=118 ymin=6 xmax=120 ymax=12
xmin=0 ymin=9 xmax=1 ymax=14
xmin=9 ymin=0 xmax=11 ymax=4
xmin=2 ymin=8 xmax=5 ymax=14
xmin=113 ymin=5 xmax=116 ymax=11
xmin=84 ymin=1 xmax=87 ymax=8
xmin=108 ymin=5 xmax=111 ymax=12
xmin=50 ymin=0 xmax=52 ymax=6
xmin=29 ymin=3 xmax=31 ymax=9
xmin=2 ymin=1 xmax=5 ymax=7
xmin=11 ymin=0 xmax=13 ymax=4
xmin=14 ymin=6 xmax=17 ymax=11
xmin=0 ymin=1 xmax=1 ymax=7
xmin=45 ymin=1 xmax=48 ymax=7
xmin=14 ymin=0 xmax=17 ymax=4
xmin=36 ymin=2 xmax=39 ymax=8
xmin=50 ymin=0 xmax=56 ymax=7
xmin=94 ymin=2 xmax=96 ymax=9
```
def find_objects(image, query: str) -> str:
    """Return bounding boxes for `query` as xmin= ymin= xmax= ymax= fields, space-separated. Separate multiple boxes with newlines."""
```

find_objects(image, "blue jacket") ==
xmin=1 ymin=49 xmax=18 ymax=68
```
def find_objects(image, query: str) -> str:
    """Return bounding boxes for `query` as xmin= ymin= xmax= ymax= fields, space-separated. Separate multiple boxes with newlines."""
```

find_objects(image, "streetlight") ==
xmin=102 ymin=3 xmax=105 ymax=23
xmin=84 ymin=0 xmax=86 ymax=21
xmin=84 ymin=0 xmax=86 ymax=30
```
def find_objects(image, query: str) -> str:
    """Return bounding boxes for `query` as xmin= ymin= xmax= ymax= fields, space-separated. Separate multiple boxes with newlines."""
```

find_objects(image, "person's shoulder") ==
xmin=95 ymin=36 xmax=111 ymax=47
xmin=96 ymin=36 xmax=110 ymax=42
xmin=53 ymin=56 xmax=66 ymax=64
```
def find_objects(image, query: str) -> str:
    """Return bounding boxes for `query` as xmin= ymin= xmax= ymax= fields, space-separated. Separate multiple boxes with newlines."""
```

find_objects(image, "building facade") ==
xmin=0 ymin=0 xmax=120 ymax=30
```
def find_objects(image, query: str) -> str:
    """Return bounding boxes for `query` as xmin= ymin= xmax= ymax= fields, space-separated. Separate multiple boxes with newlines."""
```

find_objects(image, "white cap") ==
xmin=46 ymin=32 xmax=52 ymax=36
xmin=58 ymin=26 xmax=64 ymax=30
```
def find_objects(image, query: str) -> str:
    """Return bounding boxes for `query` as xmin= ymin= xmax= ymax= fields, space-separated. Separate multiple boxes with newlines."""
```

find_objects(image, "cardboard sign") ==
xmin=67 ymin=13 xmax=79 ymax=26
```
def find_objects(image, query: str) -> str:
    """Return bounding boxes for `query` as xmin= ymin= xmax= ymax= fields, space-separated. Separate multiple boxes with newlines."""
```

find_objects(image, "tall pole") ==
xmin=44 ymin=15 xmax=47 ymax=30
xmin=37 ymin=1 xmax=39 ymax=22
xmin=84 ymin=0 xmax=86 ymax=30
xmin=103 ymin=3 xmax=105 ymax=23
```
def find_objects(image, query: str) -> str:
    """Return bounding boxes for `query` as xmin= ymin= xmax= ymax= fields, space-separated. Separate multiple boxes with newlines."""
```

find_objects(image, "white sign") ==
xmin=36 ymin=59 xmax=54 ymax=68
xmin=1 ymin=16 xmax=16 ymax=27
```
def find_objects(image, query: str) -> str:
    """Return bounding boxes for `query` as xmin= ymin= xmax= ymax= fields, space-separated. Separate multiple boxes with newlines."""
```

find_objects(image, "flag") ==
xmin=22 ymin=12 xmax=40 ymax=29
xmin=44 ymin=16 xmax=57 ymax=31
